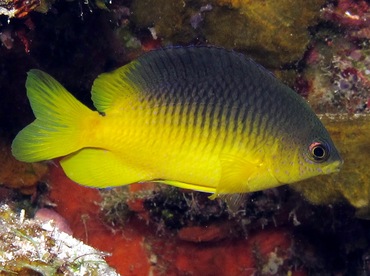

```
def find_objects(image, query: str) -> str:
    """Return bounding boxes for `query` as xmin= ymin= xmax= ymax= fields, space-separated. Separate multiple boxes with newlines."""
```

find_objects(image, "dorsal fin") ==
xmin=91 ymin=60 xmax=143 ymax=113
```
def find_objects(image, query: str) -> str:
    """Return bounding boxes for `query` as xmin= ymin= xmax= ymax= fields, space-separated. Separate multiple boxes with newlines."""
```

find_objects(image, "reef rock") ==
xmin=131 ymin=0 xmax=325 ymax=68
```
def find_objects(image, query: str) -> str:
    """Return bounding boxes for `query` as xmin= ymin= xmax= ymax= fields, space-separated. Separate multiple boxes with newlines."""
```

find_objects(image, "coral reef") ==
xmin=0 ymin=204 xmax=118 ymax=275
xmin=293 ymin=0 xmax=370 ymax=114
xmin=1 ymin=0 xmax=370 ymax=275
xmin=48 ymin=165 xmax=302 ymax=275
xmin=45 ymin=163 xmax=370 ymax=275
xmin=288 ymin=1 xmax=370 ymax=211
xmin=321 ymin=0 xmax=370 ymax=31
xmin=206 ymin=0 xmax=325 ymax=67
xmin=47 ymin=165 xmax=153 ymax=275
xmin=130 ymin=0 xmax=197 ymax=45
xmin=0 ymin=0 xmax=40 ymax=18
xmin=131 ymin=0 xmax=325 ymax=68
xmin=34 ymin=208 xmax=73 ymax=235
xmin=299 ymin=34 xmax=370 ymax=114
xmin=0 ymin=0 xmax=139 ymax=138
xmin=0 ymin=139 xmax=47 ymax=194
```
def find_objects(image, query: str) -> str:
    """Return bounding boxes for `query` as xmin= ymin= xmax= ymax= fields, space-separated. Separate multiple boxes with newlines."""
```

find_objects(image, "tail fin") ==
xmin=12 ymin=69 xmax=98 ymax=162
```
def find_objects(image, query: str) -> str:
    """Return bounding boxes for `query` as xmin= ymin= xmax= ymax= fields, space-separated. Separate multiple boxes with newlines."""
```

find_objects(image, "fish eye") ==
xmin=309 ymin=141 xmax=330 ymax=162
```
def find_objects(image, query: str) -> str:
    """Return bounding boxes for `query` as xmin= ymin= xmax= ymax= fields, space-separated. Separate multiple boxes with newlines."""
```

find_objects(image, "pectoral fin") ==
xmin=215 ymin=153 xmax=279 ymax=195
xmin=216 ymin=154 xmax=260 ymax=194
xmin=219 ymin=193 xmax=248 ymax=214
xmin=208 ymin=154 xmax=279 ymax=211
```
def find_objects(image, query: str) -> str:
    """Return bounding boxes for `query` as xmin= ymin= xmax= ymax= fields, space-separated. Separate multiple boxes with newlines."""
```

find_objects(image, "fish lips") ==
xmin=323 ymin=159 xmax=343 ymax=174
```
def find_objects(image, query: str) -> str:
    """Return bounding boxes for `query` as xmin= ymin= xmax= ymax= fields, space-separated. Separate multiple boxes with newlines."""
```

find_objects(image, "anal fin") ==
xmin=60 ymin=148 xmax=147 ymax=188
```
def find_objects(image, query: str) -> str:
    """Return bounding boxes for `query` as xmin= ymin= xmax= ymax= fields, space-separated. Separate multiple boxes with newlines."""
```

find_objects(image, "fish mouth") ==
xmin=323 ymin=159 xmax=343 ymax=174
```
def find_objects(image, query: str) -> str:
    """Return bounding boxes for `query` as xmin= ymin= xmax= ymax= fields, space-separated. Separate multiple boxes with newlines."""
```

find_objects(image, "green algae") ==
xmin=293 ymin=114 xmax=370 ymax=212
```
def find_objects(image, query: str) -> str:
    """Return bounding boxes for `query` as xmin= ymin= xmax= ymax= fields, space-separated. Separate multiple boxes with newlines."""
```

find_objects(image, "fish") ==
xmin=11 ymin=46 xmax=343 ymax=199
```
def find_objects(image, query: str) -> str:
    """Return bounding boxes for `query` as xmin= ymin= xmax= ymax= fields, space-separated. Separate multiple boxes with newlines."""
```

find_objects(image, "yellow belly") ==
xmin=96 ymin=108 xmax=235 ymax=191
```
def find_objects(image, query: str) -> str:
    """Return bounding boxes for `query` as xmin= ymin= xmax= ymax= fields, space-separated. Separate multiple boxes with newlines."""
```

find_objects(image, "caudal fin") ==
xmin=12 ymin=69 xmax=99 ymax=162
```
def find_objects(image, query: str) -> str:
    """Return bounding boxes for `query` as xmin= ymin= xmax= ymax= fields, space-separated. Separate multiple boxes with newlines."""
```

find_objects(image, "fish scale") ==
xmin=12 ymin=46 xmax=342 ymax=197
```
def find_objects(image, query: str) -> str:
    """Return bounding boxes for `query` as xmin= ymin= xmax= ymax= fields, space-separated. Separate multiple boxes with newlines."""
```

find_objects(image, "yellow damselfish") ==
xmin=12 ymin=47 xmax=342 ymax=198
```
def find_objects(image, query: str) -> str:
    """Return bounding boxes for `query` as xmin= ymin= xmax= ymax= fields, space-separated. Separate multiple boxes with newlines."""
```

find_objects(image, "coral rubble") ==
xmin=0 ymin=204 xmax=118 ymax=275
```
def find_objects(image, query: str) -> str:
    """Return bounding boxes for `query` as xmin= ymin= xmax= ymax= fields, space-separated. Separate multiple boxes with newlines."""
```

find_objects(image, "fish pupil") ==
xmin=309 ymin=141 xmax=329 ymax=162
